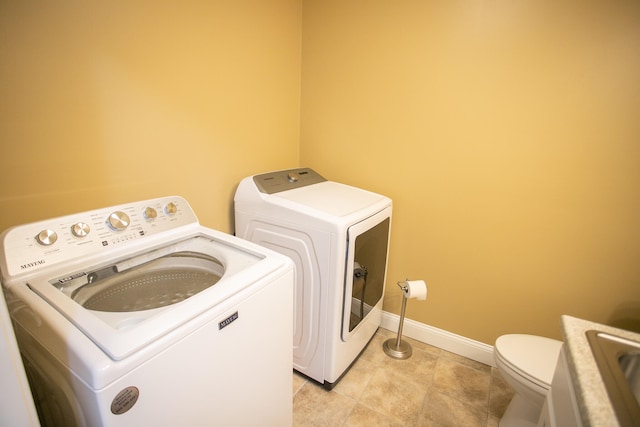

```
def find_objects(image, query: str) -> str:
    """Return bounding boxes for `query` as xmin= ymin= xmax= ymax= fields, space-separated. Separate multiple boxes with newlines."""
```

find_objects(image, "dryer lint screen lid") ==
xmin=72 ymin=252 xmax=223 ymax=312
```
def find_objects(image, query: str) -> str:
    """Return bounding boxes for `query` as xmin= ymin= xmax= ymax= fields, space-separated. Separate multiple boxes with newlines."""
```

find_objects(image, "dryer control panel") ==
xmin=0 ymin=196 xmax=199 ymax=278
xmin=252 ymin=168 xmax=327 ymax=194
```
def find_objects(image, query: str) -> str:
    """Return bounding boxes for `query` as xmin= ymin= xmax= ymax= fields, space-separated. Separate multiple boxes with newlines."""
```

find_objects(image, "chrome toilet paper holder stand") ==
xmin=383 ymin=279 xmax=413 ymax=359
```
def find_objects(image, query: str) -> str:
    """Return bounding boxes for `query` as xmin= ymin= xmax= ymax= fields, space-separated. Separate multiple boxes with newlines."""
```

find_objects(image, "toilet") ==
xmin=494 ymin=334 xmax=563 ymax=427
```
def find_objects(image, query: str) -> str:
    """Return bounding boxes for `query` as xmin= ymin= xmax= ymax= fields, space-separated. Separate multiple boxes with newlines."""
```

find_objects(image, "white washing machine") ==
xmin=234 ymin=168 xmax=391 ymax=389
xmin=0 ymin=196 xmax=294 ymax=427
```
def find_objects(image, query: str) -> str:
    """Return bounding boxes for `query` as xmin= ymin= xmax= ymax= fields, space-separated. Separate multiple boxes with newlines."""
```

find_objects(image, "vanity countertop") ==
xmin=560 ymin=315 xmax=640 ymax=427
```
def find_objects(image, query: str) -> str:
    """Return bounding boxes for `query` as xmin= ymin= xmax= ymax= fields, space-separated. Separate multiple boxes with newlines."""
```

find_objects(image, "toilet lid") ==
xmin=495 ymin=334 xmax=563 ymax=387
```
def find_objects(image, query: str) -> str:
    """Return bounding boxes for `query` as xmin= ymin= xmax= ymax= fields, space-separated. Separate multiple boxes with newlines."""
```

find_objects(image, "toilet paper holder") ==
xmin=383 ymin=279 xmax=419 ymax=360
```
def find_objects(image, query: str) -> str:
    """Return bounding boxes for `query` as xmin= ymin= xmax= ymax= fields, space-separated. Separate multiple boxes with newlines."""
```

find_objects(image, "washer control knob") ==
xmin=143 ymin=207 xmax=158 ymax=220
xmin=107 ymin=211 xmax=130 ymax=231
xmin=164 ymin=202 xmax=178 ymax=216
xmin=36 ymin=229 xmax=58 ymax=246
xmin=71 ymin=222 xmax=90 ymax=237
xmin=287 ymin=172 xmax=299 ymax=183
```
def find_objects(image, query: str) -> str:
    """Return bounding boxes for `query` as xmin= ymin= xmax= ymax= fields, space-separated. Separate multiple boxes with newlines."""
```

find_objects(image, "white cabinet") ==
xmin=541 ymin=346 xmax=583 ymax=427
xmin=536 ymin=397 xmax=554 ymax=427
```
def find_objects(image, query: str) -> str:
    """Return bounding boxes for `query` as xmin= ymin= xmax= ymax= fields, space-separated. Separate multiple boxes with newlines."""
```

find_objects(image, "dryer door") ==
xmin=342 ymin=208 xmax=391 ymax=341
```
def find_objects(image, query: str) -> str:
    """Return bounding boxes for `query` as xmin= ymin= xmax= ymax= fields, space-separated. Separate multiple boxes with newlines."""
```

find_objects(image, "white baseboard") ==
xmin=381 ymin=311 xmax=496 ymax=367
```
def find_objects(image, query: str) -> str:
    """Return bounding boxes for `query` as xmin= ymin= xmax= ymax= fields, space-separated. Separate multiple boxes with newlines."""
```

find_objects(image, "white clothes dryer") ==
xmin=0 ymin=196 xmax=294 ymax=427
xmin=234 ymin=168 xmax=392 ymax=389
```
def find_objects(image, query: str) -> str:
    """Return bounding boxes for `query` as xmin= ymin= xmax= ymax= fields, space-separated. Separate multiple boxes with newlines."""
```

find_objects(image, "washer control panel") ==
xmin=0 ymin=196 xmax=198 ymax=278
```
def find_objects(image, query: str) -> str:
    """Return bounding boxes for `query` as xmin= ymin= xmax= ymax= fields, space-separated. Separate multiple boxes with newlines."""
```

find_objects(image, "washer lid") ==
xmin=495 ymin=334 xmax=563 ymax=386
xmin=27 ymin=234 xmax=284 ymax=360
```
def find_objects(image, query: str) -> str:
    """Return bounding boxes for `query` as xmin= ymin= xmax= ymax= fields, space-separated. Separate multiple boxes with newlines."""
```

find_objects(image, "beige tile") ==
xmin=488 ymin=368 xmax=514 ymax=418
xmin=376 ymin=327 xmax=395 ymax=338
xmin=292 ymin=329 xmax=500 ymax=427
xmin=440 ymin=348 xmax=492 ymax=373
xmin=432 ymin=357 xmax=491 ymax=409
xmin=343 ymin=403 xmax=405 ymax=427
xmin=359 ymin=331 xmax=392 ymax=366
xmin=419 ymin=388 xmax=488 ymax=427
xmin=293 ymin=381 xmax=355 ymax=427
xmin=358 ymin=367 xmax=426 ymax=425
xmin=293 ymin=371 xmax=307 ymax=396
xmin=378 ymin=347 xmax=438 ymax=387
xmin=402 ymin=335 xmax=443 ymax=358
xmin=488 ymin=414 xmax=502 ymax=427
xmin=333 ymin=357 xmax=376 ymax=400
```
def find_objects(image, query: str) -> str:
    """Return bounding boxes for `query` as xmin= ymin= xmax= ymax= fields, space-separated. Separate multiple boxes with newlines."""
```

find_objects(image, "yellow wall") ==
xmin=2 ymin=1 xmax=639 ymax=346
xmin=300 ymin=0 xmax=640 ymax=343
xmin=0 ymin=1 xmax=301 ymax=233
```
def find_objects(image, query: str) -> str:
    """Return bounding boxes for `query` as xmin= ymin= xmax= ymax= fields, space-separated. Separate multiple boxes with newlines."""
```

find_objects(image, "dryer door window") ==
xmin=342 ymin=214 xmax=390 ymax=339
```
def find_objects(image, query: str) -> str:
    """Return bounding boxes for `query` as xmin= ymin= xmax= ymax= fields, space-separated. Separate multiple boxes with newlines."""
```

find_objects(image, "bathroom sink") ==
xmin=586 ymin=329 xmax=640 ymax=426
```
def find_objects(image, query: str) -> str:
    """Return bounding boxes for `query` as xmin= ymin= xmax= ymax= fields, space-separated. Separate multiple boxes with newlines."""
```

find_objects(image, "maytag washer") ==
xmin=0 ymin=196 xmax=294 ymax=427
xmin=234 ymin=168 xmax=392 ymax=389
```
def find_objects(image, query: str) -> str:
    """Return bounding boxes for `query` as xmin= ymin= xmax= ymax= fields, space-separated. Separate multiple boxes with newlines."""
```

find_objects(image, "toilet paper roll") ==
xmin=403 ymin=280 xmax=427 ymax=300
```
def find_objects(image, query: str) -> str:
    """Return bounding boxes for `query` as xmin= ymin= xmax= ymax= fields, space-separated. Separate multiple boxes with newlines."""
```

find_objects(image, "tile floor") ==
xmin=292 ymin=328 xmax=514 ymax=427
